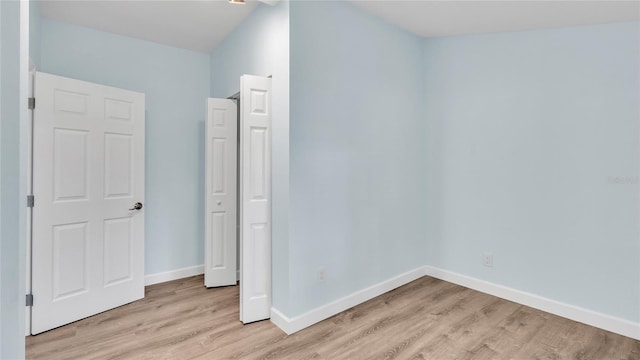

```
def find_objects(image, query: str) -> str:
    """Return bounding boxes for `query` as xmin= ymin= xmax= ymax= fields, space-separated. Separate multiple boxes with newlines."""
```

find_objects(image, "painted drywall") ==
xmin=29 ymin=0 xmax=40 ymax=68
xmin=16 ymin=0 xmax=637 ymax=343
xmin=288 ymin=1 xmax=427 ymax=316
xmin=0 ymin=2 xmax=3 ymax=352
xmin=0 ymin=0 xmax=27 ymax=357
xmin=40 ymin=19 xmax=211 ymax=275
xmin=210 ymin=1 xmax=290 ymax=311
xmin=423 ymin=22 xmax=640 ymax=323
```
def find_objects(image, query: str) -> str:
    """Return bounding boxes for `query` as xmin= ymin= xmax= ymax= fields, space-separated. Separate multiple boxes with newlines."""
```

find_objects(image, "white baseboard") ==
xmin=144 ymin=264 xmax=204 ymax=286
xmin=270 ymin=308 xmax=294 ymax=335
xmin=270 ymin=265 xmax=639 ymax=340
xmin=423 ymin=266 xmax=640 ymax=341
xmin=270 ymin=266 xmax=426 ymax=335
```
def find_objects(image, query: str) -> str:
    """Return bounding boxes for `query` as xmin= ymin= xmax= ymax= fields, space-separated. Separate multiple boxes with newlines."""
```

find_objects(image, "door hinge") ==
xmin=27 ymin=195 xmax=34 ymax=208
xmin=28 ymin=97 xmax=35 ymax=110
xmin=26 ymin=294 xmax=33 ymax=307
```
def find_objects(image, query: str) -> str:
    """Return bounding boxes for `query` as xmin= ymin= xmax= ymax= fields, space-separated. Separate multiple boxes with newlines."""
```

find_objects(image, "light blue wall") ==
xmin=289 ymin=1 xmax=427 ymax=316
xmin=1 ymin=1 xmax=26 ymax=358
xmin=0 ymin=1 xmax=3 ymax=350
xmin=12 ymin=1 xmax=637 ymax=342
xmin=40 ymin=19 xmax=211 ymax=275
xmin=29 ymin=0 xmax=40 ymax=68
xmin=423 ymin=22 xmax=640 ymax=322
xmin=210 ymin=1 xmax=290 ymax=311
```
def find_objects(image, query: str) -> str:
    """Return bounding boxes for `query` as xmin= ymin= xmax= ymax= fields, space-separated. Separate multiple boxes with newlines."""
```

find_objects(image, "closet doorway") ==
xmin=205 ymin=75 xmax=272 ymax=324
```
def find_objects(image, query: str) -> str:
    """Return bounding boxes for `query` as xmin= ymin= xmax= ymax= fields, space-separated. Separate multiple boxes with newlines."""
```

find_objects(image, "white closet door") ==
xmin=32 ymin=72 xmax=145 ymax=334
xmin=240 ymin=75 xmax=272 ymax=324
xmin=205 ymin=98 xmax=237 ymax=288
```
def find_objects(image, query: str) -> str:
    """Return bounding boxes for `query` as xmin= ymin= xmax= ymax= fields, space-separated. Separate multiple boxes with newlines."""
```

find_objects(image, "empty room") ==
xmin=0 ymin=0 xmax=638 ymax=359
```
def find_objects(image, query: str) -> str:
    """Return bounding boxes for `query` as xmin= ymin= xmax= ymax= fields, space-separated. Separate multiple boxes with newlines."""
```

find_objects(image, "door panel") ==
xmin=104 ymin=134 xmax=133 ymax=198
xmin=53 ymin=129 xmax=88 ymax=201
xmin=205 ymin=98 xmax=237 ymax=288
xmin=103 ymin=217 xmax=133 ymax=286
xmin=240 ymin=75 xmax=272 ymax=324
xmin=52 ymin=222 xmax=89 ymax=299
xmin=32 ymin=72 xmax=145 ymax=334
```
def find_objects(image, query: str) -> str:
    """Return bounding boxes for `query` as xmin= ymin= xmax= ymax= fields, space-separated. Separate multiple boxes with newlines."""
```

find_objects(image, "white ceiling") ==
xmin=348 ymin=1 xmax=640 ymax=38
xmin=39 ymin=0 xmax=260 ymax=53
xmin=39 ymin=1 xmax=640 ymax=54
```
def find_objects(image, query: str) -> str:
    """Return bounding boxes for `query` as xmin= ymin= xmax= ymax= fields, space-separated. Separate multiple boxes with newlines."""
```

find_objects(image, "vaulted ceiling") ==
xmin=348 ymin=1 xmax=640 ymax=38
xmin=39 ymin=0 xmax=260 ymax=53
xmin=39 ymin=0 xmax=640 ymax=53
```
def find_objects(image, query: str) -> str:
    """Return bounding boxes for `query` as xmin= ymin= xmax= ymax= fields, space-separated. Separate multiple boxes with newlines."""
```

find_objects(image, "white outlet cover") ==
xmin=318 ymin=268 xmax=326 ymax=282
xmin=483 ymin=253 xmax=494 ymax=267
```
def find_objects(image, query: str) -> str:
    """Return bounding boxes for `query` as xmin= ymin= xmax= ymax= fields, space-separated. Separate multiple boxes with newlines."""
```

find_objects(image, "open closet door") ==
xmin=205 ymin=98 xmax=238 ymax=288
xmin=239 ymin=75 xmax=272 ymax=323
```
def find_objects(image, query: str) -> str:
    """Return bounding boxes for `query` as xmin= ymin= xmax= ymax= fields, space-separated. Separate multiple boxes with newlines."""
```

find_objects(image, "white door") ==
xmin=32 ymin=72 xmax=145 ymax=334
xmin=205 ymin=98 xmax=237 ymax=288
xmin=240 ymin=75 xmax=272 ymax=323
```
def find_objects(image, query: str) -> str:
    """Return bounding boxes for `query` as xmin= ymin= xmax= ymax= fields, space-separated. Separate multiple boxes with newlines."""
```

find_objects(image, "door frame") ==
xmin=25 ymin=60 xmax=36 ymax=336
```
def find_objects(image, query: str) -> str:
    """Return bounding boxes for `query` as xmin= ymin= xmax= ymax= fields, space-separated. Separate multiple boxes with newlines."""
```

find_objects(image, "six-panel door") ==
xmin=32 ymin=72 xmax=145 ymax=334
xmin=205 ymin=98 xmax=238 ymax=288
xmin=240 ymin=75 xmax=272 ymax=324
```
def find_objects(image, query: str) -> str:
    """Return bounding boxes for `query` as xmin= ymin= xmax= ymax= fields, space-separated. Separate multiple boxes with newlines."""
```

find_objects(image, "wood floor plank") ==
xmin=323 ymin=282 xmax=472 ymax=359
xmin=400 ymin=295 xmax=520 ymax=360
xmin=26 ymin=275 xmax=640 ymax=360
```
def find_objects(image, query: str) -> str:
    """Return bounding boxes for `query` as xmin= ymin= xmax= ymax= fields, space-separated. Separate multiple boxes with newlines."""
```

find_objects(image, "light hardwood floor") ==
xmin=26 ymin=275 xmax=639 ymax=359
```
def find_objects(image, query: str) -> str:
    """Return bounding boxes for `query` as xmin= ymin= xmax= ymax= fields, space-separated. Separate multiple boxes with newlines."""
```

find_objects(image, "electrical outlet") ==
xmin=483 ymin=253 xmax=494 ymax=267
xmin=318 ymin=268 xmax=326 ymax=282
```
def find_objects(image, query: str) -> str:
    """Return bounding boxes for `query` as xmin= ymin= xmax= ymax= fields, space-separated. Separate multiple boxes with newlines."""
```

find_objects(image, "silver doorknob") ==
xmin=217 ymin=200 xmax=222 ymax=206
xmin=129 ymin=202 xmax=143 ymax=211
